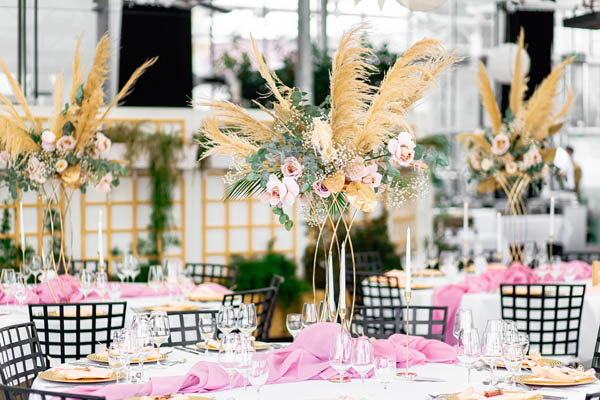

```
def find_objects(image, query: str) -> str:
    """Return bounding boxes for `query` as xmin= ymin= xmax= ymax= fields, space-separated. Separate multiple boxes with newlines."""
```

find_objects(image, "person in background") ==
xmin=553 ymin=147 xmax=575 ymax=191
xmin=566 ymin=146 xmax=582 ymax=196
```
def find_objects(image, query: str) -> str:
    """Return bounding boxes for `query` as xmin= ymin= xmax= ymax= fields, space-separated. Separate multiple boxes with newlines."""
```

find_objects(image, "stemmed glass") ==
xmin=95 ymin=270 xmax=109 ymax=300
xmin=79 ymin=269 xmax=94 ymax=300
xmin=301 ymin=303 xmax=318 ymax=328
xmin=217 ymin=305 xmax=237 ymax=337
xmin=131 ymin=314 xmax=152 ymax=382
xmin=518 ymin=332 xmax=530 ymax=358
xmin=481 ymin=320 xmax=503 ymax=386
xmin=1 ymin=269 xmax=17 ymax=307
xmin=149 ymin=311 xmax=170 ymax=365
xmin=13 ymin=279 xmax=27 ymax=306
xmin=114 ymin=262 xmax=127 ymax=283
xmin=120 ymin=331 xmax=139 ymax=383
xmin=148 ymin=265 xmax=164 ymax=295
xmin=248 ymin=356 xmax=269 ymax=398
xmin=453 ymin=308 xmax=473 ymax=341
xmin=29 ymin=255 xmax=42 ymax=285
xmin=352 ymin=336 xmax=374 ymax=384
xmin=124 ymin=255 xmax=140 ymax=282
xmin=108 ymin=342 xmax=124 ymax=383
xmin=502 ymin=341 xmax=524 ymax=389
xmin=286 ymin=313 xmax=302 ymax=339
xmin=237 ymin=303 xmax=258 ymax=337
xmin=236 ymin=336 xmax=255 ymax=392
xmin=164 ymin=259 xmax=181 ymax=298
xmin=550 ymin=256 xmax=562 ymax=282
xmin=200 ymin=316 xmax=217 ymax=355
xmin=329 ymin=331 xmax=353 ymax=384
xmin=318 ymin=300 xmax=335 ymax=322
xmin=219 ymin=333 xmax=241 ymax=399
xmin=457 ymin=328 xmax=480 ymax=384
xmin=374 ymin=356 xmax=395 ymax=391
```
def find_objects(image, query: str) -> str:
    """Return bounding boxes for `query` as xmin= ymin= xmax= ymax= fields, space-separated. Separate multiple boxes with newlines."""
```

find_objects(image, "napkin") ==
xmin=456 ymin=387 xmax=541 ymax=400
xmin=529 ymin=366 xmax=596 ymax=383
xmin=414 ymin=269 xmax=444 ymax=277
xmin=53 ymin=366 xmax=113 ymax=380
xmin=188 ymin=283 xmax=233 ymax=301
xmin=148 ymin=301 xmax=198 ymax=312
xmin=97 ymin=347 xmax=161 ymax=361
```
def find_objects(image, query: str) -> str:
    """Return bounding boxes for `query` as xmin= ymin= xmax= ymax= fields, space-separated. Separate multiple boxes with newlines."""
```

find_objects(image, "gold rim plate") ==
xmin=496 ymin=357 xmax=562 ymax=369
xmin=196 ymin=341 xmax=270 ymax=351
xmin=518 ymin=374 xmax=598 ymax=386
xmin=445 ymin=391 xmax=542 ymax=400
xmin=126 ymin=396 xmax=214 ymax=400
xmin=87 ymin=352 xmax=166 ymax=364
xmin=38 ymin=369 xmax=125 ymax=384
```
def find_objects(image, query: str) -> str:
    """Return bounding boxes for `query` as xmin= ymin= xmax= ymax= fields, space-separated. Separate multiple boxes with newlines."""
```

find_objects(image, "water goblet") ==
xmin=457 ymin=328 xmax=480 ymax=384
xmin=13 ymin=280 xmax=27 ymax=306
xmin=329 ymin=331 xmax=353 ymax=384
xmin=249 ymin=356 xmax=269 ymax=398
xmin=149 ymin=311 xmax=170 ymax=365
xmin=148 ymin=265 xmax=164 ymax=295
xmin=79 ymin=269 xmax=94 ymax=300
xmin=518 ymin=332 xmax=530 ymax=357
xmin=217 ymin=305 xmax=237 ymax=336
xmin=108 ymin=282 xmax=122 ymax=300
xmin=199 ymin=316 xmax=217 ymax=355
xmin=502 ymin=342 xmax=524 ymax=389
xmin=29 ymin=255 xmax=42 ymax=285
xmin=219 ymin=333 xmax=241 ymax=399
xmin=453 ymin=308 xmax=473 ymax=341
xmin=131 ymin=314 xmax=152 ymax=382
xmin=95 ymin=270 xmax=109 ymax=300
xmin=301 ymin=303 xmax=318 ymax=328
xmin=237 ymin=303 xmax=258 ymax=337
xmin=286 ymin=313 xmax=302 ymax=339
xmin=481 ymin=320 xmax=503 ymax=385
xmin=107 ymin=343 xmax=124 ymax=383
xmin=352 ymin=336 xmax=374 ymax=384
xmin=374 ymin=356 xmax=395 ymax=391
xmin=236 ymin=335 xmax=255 ymax=392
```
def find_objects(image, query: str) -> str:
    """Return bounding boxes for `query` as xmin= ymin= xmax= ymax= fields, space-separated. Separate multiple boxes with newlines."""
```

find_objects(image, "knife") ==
xmin=175 ymin=346 xmax=202 ymax=355
xmin=413 ymin=377 xmax=446 ymax=382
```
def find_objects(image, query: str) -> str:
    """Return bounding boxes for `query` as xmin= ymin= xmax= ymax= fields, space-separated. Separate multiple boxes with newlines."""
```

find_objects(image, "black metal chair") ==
xmin=165 ymin=310 xmax=218 ymax=347
xmin=0 ymin=384 xmax=105 ymax=400
xmin=222 ymin=275 xmax=284 ymax=341
xmin=185 ymin=262 xmax=239 ymax=289
xmin=69 ymin=260 xmax=101 ymax=274
xmin=397 ymin=305 xmax=449 ymax=342
xmin=585 ymin=393 xmax=600 ymax=400
xmin=0 ymin=322 xmax=48 ymax=387
xmin=592 ymin=323 xmax=600 ymax=370
xmin=351 ymin=305 xmax=399 ymax=339
xmin=345 ymin=251 xmax=384 ymax=272
xmin=29 ymin=302 xmax=127 ymax=363
xmin=500 ymin=284 xmax=585 ymax=357
xmin=562 ymin=250 xmax=600 ymax=264
xmin=358 ymin=274 xmax=403 ymax=307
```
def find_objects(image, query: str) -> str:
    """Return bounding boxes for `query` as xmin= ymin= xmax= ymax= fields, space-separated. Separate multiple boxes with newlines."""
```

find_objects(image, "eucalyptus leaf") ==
xmin=75 ymin=84 xmax=84 ymax=106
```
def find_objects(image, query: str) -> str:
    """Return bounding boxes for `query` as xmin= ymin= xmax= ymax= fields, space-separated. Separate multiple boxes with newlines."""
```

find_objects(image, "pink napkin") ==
xmin=68 ymin=323 xmax=457 ymax=400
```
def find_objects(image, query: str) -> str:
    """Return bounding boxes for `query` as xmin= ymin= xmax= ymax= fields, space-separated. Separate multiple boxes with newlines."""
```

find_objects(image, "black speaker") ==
xmin=119 ymin=5 xmax=192 ymax=107
xmin=500 ymin=10 xmax=554 ymax=115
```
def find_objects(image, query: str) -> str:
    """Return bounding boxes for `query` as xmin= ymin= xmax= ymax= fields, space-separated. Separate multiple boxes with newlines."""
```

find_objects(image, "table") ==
xmin=31 ymin=346 xmax=600 ymax=400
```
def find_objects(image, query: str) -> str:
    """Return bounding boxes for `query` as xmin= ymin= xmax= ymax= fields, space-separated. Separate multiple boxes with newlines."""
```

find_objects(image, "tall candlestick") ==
xmin=339 ymin=241 xmax=346 ymax=315
xmin=406 ymin=227 xmax=411 ymax=293
xmin=327 ymin=249 xmax=335 ymax=318
xmin=98 ymin=209 xmax=104 ymax=266
xmin=496 ymin=212 xmax=502 ymax=260
xmin=463 ymin=202 xmax=469 ymax=258
xmin=549 ymin=196 xmax=555 ymax=237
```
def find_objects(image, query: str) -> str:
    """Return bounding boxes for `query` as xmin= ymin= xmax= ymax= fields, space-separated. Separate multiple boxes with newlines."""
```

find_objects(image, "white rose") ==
xmin=41 ymin=130 xmax=56 ymax=151
xmin=55 ymin=159 xmax=68 ymax=173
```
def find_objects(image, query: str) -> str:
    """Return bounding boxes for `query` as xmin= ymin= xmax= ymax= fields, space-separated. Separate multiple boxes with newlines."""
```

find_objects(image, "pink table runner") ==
xmin=68 ymin=323 xmax=457 ymax=400
xmin=432 ymin=261 xmax=592 ymax=344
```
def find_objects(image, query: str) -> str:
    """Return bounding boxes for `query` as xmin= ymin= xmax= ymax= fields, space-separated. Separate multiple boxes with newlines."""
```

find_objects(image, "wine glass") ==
xmin=502 ymin=342 xmax=524 ymax=389
xmin=108 ymin=342 xmax=124 ymax=383
xmin=164 ymin=259 xmax=181 ymax=298
xmin=352 ymin=336 xmax=374 ymax=384
xmin=237 ymin=303 xmax=258 ymax=337
xmin=249 ymin=356 xmax=269 ymax=398
xmin=236 ymin=336 xmax=255 ymax=392
xmin=457 ymin=328 xmax=480 ymax=384
xmin=119 ymin=330 xmax=139 ymax=383
xmin=374 ymin=356 xmax=395 ymax=391
xmin=502 ymin=320 xmax=519 ymax=345
xmin=286 ymin=313 xmax=302 ymax=339
xmin=29 ymin=255 xmax=42 ymax=285
xmin=329 ymin=331 xmax=353 ymax=384
xmin=124 ymin=255 xmax=140 ymax=282
xmin=217 ymin=305 xmax=237 ymax=337
xmin=179 ymin=275 xmax=195 ymax=301
xmin=199 ymin=316 xmax=217 ymax=355
xmin=114 ymin=262 xmax=127 ymax=283
xmin=13 ymin=280 xmax=27 ymax=306
xmin=550 ymin=256 xmax=562 ymax=282
xmin=481 ymin=320 xmax=503 ymax=386
xmin=219 ymin=333 xmax=241 ymax=399
xmin=1 ymin=269 xmax=16 ymax=307
xmin=149 ymin=311 xmax=170 ymax=365
xmin=301 ymin=303 xmax=317 ymax=328
xmin=95 ymin=270 xmax=109 ymax=300
xmin=453 ymin=308 xmax=473 ymax=341
xmin=79 ymin=269 xmax=94 ymax=301
xmin=148 ymin=265 xmax=164 ymax=295
xmin=318 ymin=300 xmax=335 ymax=322
xmin=131 ymin=314 xmax=152 ymax=382
xmin=108 ymin=282 xmax=122 ymax=300
xmin=518 ymin=332 xmax=530 ymax=358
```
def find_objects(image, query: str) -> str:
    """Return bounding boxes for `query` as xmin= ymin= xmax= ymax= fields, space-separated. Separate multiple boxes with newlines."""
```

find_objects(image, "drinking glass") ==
xmin=536 ymin=242 xmax=549 ymax=269
xmin=21 ymin=262 xmax=31 ymax=285
xmin=453 ymin=308 xmax=473 ymax=341
xmin=125 ymin=255 xmax=140 ymax=282
xmin=79 ymin=269 xmax=94 ymax=300
xmin=301 ymin=303 xmax=318 ymax=328
xmin=131 ymin=314 xmax=152 ymax=382
xmin=352 ymin=336 xmax=374 ymax=384
xmin=373 ymin=356 xmax=395 ymax=391
xmin=1 ymin=269 xmax=17 ymax=307
xmin=13 ymin=280 xmax=27 ymax=306
xmin=481 ymin=320 xmax=503 ymax=385
xmin=29 ymin=255 xmax=42 ymax=285
xmin=318 ymin=300 xmax=335 ymax=322
xmin=148 ymin=265 xmax=164 ymax=295
xmin=108 ymin=282 xmax=122 ymax=300
xmin=329 ymin=331 xmax=353 ymax=384
xmin=236 ymin=336 xmax=255 ymax=392
xmin=95 ymin=270 xmax=109 ymax=300
xmin=237 ymin=303 xmax=258 ymax=337
xmin=149 ymin=311 xmax=170 ymax=365
xmin=518 ymin=332 xmax=530 ymax=357
xmin=199 ymin=316 xmax=217 ymax=355
xmin=107 ymin=343 xmax=124 ymax=383
xmin=248 ymin=356 xmax=269 ymax=397
xmin=457 ymin=328 xmax=480 ymax=384
xmin=502 ymin=320 xmax=519 ymax=345
xmin=550 ymin=256 xmax=562 ymax=282
xmin=502 ymin=342 xmax=524 ymax=389
xmin=120 ymin=331 xmax=139 ymax=383
xmin=164 ymin=259 xmax=181 ymax=298
xmin=114 ymin=262 xmax=127 ymax=283
xmin=219 ymin=333 xmax=241 ymax=399
xmin=286 ymin=313 xmax=302 ymax=339
xmin=179 ymin=275 xmax=195 ymax=300
xmin=217 ymin=305 xmax=237 ymax=337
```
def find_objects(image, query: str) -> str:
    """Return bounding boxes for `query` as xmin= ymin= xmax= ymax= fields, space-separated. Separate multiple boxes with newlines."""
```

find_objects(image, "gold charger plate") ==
xmin=196 ymin=341 xmax=271 ymax=351
xmin=518 ymin=374 xmax=597 ymax=387
xmin=38 ymin=369 xmax=125 ymax=384
xmin=126 ymin=396 xmax=213 ymax=400
xmin=87 ymin=352 xmax=167 ymax=364
xmin=496 ymin=358 xmax=562 ymax=369
xmin=144 ymin=304 xmax=199 ymax=312
xmin=445 ymin=392 xmax=542 ymax=400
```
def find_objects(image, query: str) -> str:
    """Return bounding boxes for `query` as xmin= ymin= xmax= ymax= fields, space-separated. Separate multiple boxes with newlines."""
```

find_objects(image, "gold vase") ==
xmin=495 ymin=173 xmax=530 ymax=264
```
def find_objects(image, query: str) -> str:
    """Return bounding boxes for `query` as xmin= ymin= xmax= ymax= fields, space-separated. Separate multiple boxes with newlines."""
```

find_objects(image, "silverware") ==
xmin=184 ymin=345 xmax=205 ymax=355
xmin=165 ymin=358 xmax=187 ymax=366
xmin=174 ymin=346 xmax=203 ymax=355
xmin=413 ymin=377 xmax=446 ymax=382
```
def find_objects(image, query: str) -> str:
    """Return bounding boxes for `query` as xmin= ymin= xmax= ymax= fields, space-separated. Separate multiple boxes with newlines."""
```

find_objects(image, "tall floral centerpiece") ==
xmin=0 ymin=34 xmax=155 ymax=300
xmin=459 ymin=31 xmax=574 ymax=263
xmin=200 ymin=26 xmax=458 ymax=326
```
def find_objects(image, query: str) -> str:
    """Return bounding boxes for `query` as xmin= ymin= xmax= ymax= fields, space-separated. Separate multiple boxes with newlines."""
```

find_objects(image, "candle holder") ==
xmin=397 ymin=290 xmax=416 ymax=381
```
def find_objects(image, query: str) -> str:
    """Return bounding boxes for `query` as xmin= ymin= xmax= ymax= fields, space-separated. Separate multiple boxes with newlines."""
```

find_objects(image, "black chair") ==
xmin=29 ymin=302 xmax=127 ymax=363
xmin=222 ymin=275 xmax=284 ymax=341
xmin=562 ymin=250 xmax=600 ymax=264
xmin=592 ymin=323 xmax=600 ymax=370
xmin=397 ymin=305 xmax=449 ymax=342
xmin=0 ymin=323 xmax=48 ymax=387
xmin=585 ymin=393 xmax=600 ymax=400
xmin=351 ymin=305 xmax=399 ymax=339
xmin=358 ymin=274 xmax=403 ymax=307
xmin=166 ymin=310 xmax=218 ymax=347
xmin=69 ymin=260 xmax=101 ymax=274
xmin=0 ymin=384 xmax=104 ymax=400
xmin=185 ymin=263 xmax=239 ymax=289
xmin=500 ymin=284 xmax=585 ymax=357
xmin=345 ymin=251 xmax=383 ymax=272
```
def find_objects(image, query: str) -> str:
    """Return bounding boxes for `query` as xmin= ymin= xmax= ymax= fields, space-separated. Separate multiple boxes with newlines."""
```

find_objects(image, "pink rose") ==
xmin=491 ymin=133 xmax=510 ymax=156
xmin=56 ymin=135 xmax=76 ymax=152
xmin=265 ymin=174 xmax=299 ymax=207
xmin=27 ymin=157 xmax=46 ymax=184
xmin=281 ymin=157 xmax=303 ymax=180
xmin=0 ymin=151 xmax=10 ymax=167
xmin=388 ymin=131 xmax=415 ymax=167
xmin=347 ymin=157 xmax=367 ymax=181
xmin=94 ymin=173 xmax=113 ymax=193
xmin=95 ymin=132 xmax=111 ymax=155
xmin=41 ymin=130 xmax=56 ymax=151
xmin=361 ymin=164 xmax=382 ymax=189
xmin=312 ymin=180 xmax=331 ymax=198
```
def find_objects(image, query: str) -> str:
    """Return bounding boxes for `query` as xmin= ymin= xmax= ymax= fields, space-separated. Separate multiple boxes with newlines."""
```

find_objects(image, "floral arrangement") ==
xmin=0 ymin=35 xmax=156 ymax=199
xmin=200 ymin=26 xmax=458 ymax=230
xmin=459 ymin=31 xmax=574 ymax=193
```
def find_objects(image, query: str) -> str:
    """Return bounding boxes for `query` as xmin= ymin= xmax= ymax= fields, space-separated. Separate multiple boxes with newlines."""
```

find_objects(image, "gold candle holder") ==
xmin=398 ymin=290 xmax=415 ymax=380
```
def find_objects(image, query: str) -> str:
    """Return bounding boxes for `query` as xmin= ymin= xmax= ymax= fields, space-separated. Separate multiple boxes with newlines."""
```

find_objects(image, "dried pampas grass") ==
xmin=475 ymin=61 xmax=502 ymax=134
xmin=200 ymin=116 xmax=258 ymax=159
xmin=509 ymin=29 xmax=528 ymax=118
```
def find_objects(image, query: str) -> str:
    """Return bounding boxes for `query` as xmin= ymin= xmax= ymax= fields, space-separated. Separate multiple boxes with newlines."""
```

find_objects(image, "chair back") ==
xmin=593 ymin=323 xmax=600 ymax=370
xmin=351 ymin=305 xmax=399 ymax=339
xmin=0 ymin=322 xmax=48 ymax=387
xmin=68 ymin=260 xmax=100 ymax=275
xmin=585 ymin=393 xmax=600 ymax=400
xmin=222 ymin=275 xmax=283 ymax=341
xmin=500 ymin=284 xmax=585 ymax=356
xmin=0 ymin=383 xmax=104 ymax=400
xmin=28 ymin=302 xmax=127 ymax=363
xmin=397 ymin=305 xmax=448 ymax=342
xmin=185 ymin=263 xmax=239 ymax=289
xmin=359 ymin=275 xmax=403 ymax=307
xmin=346 ymin=251 xmax=383 ymax=273
xmin=562 ymin=251 xmax=600 ymax=264
xmin=166 ymin=310 xmax=218 ymax=347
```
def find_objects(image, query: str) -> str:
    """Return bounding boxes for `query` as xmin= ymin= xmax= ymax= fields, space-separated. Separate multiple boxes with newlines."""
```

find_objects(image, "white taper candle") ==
xmin=406 ymin=227 xmax=411 ymax=293
xmin=19 ymin=202 xmax=25 ymax=248
xmin=327 ymin=249 xmax=335 ymax=314
xmin=339 ymin=240 xmax=346 ymax=313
